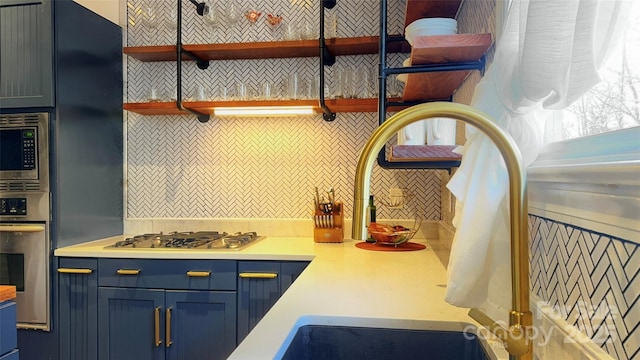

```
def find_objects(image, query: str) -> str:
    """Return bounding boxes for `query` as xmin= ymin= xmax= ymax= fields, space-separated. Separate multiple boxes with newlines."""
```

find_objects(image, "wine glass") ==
xmin=202 ymin=1 xmax=220 ymax=40
xmin=226 ymin=2 xmax=240 ymax=26
xmin=265 ymin=14 xmax=283 ymax=40
xmin=165 ymin=8 xmax=178 ymax=30
xmin=140 ymin=2 xmax=158 ymax=29
xmin=244 ymin=10 xmax=261 ymax=25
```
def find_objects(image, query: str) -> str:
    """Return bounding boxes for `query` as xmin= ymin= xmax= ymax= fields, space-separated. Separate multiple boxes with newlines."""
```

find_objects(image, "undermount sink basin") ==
xmin=277 ymin=316 xmax=503 ymax=360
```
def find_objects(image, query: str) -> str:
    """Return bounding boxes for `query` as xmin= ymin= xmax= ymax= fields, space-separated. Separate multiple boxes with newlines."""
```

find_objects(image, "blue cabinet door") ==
xmin=280 ymin=261 xmax=309 ymax=292
xmin=237 ymin=262 xmax=281 ymax=343
xmin=98 ymin=287 xmax=165 ymax=360
xmin=58 ymin=258 xmax=98 ymax=360
xmin=0 ymin=0 xmax=54 ymax=108
xmin=165 ymin=290 xmax=236 ymax=360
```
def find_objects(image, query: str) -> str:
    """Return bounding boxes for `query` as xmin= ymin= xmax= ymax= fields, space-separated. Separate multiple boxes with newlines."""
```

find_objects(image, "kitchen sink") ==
xmin=277 ymin=316 xmax=503 ymax=360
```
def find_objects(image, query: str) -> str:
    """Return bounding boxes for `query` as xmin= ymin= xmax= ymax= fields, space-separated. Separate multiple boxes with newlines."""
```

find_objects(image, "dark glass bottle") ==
xmin=366 ymin=195 xmax=376 ymax=242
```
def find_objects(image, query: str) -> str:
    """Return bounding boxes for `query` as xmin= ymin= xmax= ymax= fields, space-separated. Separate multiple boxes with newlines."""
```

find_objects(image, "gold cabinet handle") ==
xmin=186 ymin=271 xmax=211 ymax=277
xmin=154 ymin=307 xmax=162 ymax=347
xmin=239 ymin=272 xmax=278 ymax=279
xmin=58 ymin=268 xmax=93 ymax=274
xmin=166 ymin=307 xmax=173 ymax=348
xmin=116 ymin=269 xmax=141 ymax=275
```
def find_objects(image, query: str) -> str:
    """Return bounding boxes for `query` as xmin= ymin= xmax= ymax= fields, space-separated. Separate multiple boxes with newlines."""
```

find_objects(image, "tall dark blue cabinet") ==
xmin=0 ymin=1 xmax=123 ymax=359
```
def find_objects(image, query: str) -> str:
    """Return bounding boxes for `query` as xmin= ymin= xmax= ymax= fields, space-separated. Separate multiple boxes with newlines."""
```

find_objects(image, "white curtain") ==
xmin=445 ymin=0 xmax=632 ymax=324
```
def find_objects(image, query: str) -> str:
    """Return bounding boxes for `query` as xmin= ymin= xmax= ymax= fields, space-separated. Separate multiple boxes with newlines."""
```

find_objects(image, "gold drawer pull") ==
xmin=154 ymin=306 xmax=162 ymax=347
xmin=186 ymin=271 xmax=211 ymax=277
xmin=58 ymin=268 xmax=93 ymax=274
xmin=239 ymin=272 xmax=278 ymax=279
xmin=116 ymin=269 xmax=141 ymax=275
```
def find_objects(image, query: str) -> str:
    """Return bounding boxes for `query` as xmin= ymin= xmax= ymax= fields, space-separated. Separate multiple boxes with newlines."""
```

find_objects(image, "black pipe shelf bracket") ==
xmin=319 ymin=0 xmax=337 ymax=122
xmin=177 ymin=0 xmax=211 ymax=123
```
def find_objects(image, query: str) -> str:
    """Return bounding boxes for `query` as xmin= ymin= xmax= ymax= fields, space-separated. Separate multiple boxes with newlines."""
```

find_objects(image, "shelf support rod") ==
xmin=176 ymin=0 xmax=210 ymax=123
xmin=378 ymin=0 xmax=389 ymax=128
xmin=319 ymin=0 xmax=336 ymax=121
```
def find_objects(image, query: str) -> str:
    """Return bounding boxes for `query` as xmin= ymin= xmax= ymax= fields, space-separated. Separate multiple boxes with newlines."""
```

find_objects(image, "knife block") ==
xmin=313 ymin=201 xmax=344 ymax=243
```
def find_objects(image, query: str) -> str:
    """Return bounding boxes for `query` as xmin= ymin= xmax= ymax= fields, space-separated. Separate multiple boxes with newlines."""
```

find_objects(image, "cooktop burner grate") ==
xmin=105 ymin=231 xmax=262 ymax=250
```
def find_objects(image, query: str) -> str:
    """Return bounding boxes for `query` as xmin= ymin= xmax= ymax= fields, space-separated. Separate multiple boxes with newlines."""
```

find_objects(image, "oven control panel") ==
xmin=0 ymin=198 xmax=27 ymax=215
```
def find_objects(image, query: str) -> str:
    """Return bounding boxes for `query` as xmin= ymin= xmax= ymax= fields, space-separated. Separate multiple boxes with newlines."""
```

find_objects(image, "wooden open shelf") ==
xmin=124 ymin=36 xmax=410 ymax=62
xmin=123 ymin=98 xmax=408 ymax=116
xmin=389 ymin=145 xmax=461 ymax=162
xmin=402 ymin=33 xmax=491 ymax=102
xmin=404 ymin=0 xmax=463 ymax=27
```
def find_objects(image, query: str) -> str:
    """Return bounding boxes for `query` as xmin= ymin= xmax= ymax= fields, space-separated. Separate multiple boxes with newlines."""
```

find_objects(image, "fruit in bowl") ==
xmin=367 ymin=223 xmax=415 ymax=245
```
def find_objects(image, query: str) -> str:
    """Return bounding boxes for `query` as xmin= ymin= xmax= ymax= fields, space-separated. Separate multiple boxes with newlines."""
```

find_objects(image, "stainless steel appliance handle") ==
xmin=0 ymin=224 xmax=46 ymax=232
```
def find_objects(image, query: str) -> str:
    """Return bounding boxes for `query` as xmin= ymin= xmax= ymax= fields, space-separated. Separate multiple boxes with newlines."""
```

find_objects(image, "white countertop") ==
xmin=55 ymin=236 xmax=507 ymax=359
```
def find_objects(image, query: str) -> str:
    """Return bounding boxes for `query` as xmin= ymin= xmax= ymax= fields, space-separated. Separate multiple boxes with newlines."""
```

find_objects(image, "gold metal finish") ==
xmin=166 ymin=307 xmax=173 ymax=348
xmin=239 ymin=272 xmax=278 ymax=279
xmin=57 ymin=268 xmax=93 ymax=274
xmin=0 ymin=224 xmax=46 ymax=232
xmin=351 ymin=102 xmax=532 ymax=359
xmin=154 ymin=307 xmax=162 ymax=347
xmin=116 ymin=269 xmax=141 ymax=275
xmin=186 ymin=271 xmax=211 ymax=277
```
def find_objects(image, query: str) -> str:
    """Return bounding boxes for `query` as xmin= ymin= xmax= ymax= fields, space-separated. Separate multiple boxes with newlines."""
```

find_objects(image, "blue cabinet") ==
xmin=0 ymin=300 xmax=18 ymax=359
xmin=58 ymin=258 xmax=98 ymax=360
xmin=58 ymin=257 xmax=309 ymax=358
xmin=237 ymin=261 xmax=309 ymax=343
xmin=0 ymin=0 xmax=54 ymax=108
xmin=97 ymin=259 xmax=237 ymax=360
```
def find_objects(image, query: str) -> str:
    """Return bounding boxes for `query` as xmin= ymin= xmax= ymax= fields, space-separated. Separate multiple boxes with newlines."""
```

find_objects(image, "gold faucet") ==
xmin=352 ymin=102 xmax=532 ymax=360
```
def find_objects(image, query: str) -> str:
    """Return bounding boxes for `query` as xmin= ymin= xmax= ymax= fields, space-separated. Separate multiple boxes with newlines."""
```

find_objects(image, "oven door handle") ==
xmin=0 ymin=224 xmax=46 ymax=232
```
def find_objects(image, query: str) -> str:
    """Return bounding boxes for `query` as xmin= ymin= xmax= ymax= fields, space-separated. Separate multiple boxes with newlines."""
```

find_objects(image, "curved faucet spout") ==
xmin=352 ymin=102 xmax=532 ymax=359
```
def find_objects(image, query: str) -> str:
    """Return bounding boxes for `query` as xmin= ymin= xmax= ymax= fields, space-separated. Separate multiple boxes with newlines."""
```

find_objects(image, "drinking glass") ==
xmin=341 ymin=66 xmax=355 ymax=99
xmin=236 ymin=82 xmax=248 ymax=100
xmin=165 ymin=8 xmax=178 ymax=30
xmin=287 ymin=73 xmax=300 ymax=100
xmin=331 ymin=65 xmax=344 ymax=99
xmin=202 ymin=1 xmax=222 ymax=41
xmin=214 ymin=85 xmax=232 ymax=101
xmin=140 ymin=3 xmax=158 ymax=29
xmin=262 ymin=82 xmax=273 ymax=100
xmin=226 ymin=2 xmax=240 ymax=26
xmin=283 ymin=23 xmax=298 ymax=41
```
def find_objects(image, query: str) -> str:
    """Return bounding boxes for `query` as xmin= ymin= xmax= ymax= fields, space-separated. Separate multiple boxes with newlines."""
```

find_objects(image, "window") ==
xmin=560 ymin=3 xmax=640 ymax=141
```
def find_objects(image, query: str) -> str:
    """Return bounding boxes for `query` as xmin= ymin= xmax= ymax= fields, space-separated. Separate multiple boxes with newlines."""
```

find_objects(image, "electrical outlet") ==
xmin=389 ymin=188 xmax=405 ymax=209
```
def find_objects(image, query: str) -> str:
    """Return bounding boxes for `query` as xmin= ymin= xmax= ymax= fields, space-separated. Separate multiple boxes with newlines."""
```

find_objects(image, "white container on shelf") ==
xmin=426 ymin=118 xmax=457 ymax=145
xmin=405 ymin=18 xmax=458 ymax=46
xmin=397 ymin=120 xmax=426 ymax=145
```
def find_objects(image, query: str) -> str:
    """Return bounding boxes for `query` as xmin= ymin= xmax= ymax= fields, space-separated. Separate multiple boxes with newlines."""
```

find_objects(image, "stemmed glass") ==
xmin=139 ymin=2 xmax=158 ymax=29
xmin=226 ymin=2 xmax=240 ymax=27
xmin=244 ymin=10 xmax=262 ymax=25
xmin=202 ymin=1 xmax=221 ymax=40
xmin=164 ymin=8 xmax=178 ymax=30
xmin=265 ymin=14 xmax=283 ymax=40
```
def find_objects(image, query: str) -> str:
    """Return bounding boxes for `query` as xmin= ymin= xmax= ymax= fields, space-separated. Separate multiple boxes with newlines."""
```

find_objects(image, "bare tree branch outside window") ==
xmin=564 ymin=7 xmax=640 ymax=140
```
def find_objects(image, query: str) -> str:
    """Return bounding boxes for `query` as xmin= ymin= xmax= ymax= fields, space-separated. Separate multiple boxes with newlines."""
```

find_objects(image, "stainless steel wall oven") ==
xmin=0 ymin=113 xmax=50 ymax=330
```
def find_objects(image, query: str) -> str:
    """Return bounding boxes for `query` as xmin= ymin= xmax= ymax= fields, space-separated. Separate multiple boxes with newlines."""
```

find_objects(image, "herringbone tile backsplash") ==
xmin=125 ymin=0 xmax=440 ymax=220
xmin=530 ymin=216 xmax=639 ymax=359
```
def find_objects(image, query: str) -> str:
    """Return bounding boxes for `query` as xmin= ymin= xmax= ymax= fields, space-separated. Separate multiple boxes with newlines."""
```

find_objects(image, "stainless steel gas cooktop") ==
xmin=104 ymin=231 xmax=262 ymax=250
